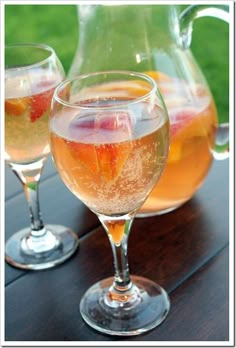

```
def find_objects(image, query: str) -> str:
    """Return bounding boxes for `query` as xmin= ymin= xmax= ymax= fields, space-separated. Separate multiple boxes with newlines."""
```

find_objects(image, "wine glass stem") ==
xmin=23 ymin=180 xmax=44 ymax=234
xmin=111 ymin=235 xmax=131 ymax=290
xmin=11 ymin=163 xmax=62 ymax=254
xmin=100 ymin=216 xmax=143 ymax=308
xmin=101 ymin=217 xmax=134 ymax=292
xmin=10 ymin=159 xmax=46 ymax=236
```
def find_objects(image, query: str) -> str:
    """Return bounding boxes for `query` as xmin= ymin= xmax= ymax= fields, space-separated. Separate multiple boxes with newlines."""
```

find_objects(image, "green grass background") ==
xmin=5 ymin=4 xmax=229 ymax=123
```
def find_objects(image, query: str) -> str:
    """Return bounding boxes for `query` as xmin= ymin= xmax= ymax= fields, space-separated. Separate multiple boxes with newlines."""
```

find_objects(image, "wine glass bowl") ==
xmin=5 ymin=43 xmax=79 ymax=270
xmin=49 ymin=71 xmax=170 ymax=335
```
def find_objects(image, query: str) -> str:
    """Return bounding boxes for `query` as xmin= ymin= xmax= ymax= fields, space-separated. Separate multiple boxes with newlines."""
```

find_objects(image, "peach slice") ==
xmin=97 ymin=141 xmax=132 ymax=181
xmin=69 ymin=142 xmax=100 ymax=174
xmin=167 ymin=108 xmax=197 ymax=163
xmin=167 ymin=141 xmax=182 ymax=163
xmin=5 ymin=98 xmax=28 ymax=116
xmin=144 ymin=70 xmax=173 ymax=82
xmin=68 ymin=111 xmax=133 ymax=181
xmin=87 ymin=80 xmax=150 ymax=98
xmin=144 ymin=70 xmax=176 ymax=95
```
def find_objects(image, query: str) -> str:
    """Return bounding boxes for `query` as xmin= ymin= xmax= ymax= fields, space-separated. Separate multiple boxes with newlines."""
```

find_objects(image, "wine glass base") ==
xmin=5 ymin=224 xmax=79 ymax=270
xmin=80 ymin=275 xmax=170 ymax=336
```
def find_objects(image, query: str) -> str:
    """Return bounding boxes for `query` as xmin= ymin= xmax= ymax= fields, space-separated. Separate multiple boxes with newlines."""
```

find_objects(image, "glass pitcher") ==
xmin=68 ymin=4 xmax=229 ymax=216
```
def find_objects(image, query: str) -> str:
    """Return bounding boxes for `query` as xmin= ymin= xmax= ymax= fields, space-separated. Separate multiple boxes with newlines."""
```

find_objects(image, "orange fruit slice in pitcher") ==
xmin=5 ymin=97 xmax=29 ymax=116
xmin=144 ymin=70 xmax=176 ymax=95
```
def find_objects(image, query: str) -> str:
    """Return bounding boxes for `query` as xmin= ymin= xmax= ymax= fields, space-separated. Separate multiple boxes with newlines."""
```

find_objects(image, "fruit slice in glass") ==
xmin=5 ymin=43 xmax=79 ymax=270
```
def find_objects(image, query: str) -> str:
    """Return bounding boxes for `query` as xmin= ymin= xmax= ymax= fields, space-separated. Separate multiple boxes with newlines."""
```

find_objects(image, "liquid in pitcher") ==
xmin=138 ymin=71 xmax=218 ymax=215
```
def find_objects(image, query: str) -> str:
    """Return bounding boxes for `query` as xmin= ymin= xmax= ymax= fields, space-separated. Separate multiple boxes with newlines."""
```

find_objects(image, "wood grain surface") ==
xmin=4 ymin=159 xmax=230 ymax=342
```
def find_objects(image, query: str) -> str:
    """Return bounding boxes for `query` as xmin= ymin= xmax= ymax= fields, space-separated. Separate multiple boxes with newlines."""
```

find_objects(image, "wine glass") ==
xmin=5 ymin=43 xmax=79 ymax=270
xmin=49 ymin=71 xmax=170 ymax=336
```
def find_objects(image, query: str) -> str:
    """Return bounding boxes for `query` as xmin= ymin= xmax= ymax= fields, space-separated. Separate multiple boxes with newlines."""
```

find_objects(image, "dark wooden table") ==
xmin=4 ymin=157 xmax=230 ymax=343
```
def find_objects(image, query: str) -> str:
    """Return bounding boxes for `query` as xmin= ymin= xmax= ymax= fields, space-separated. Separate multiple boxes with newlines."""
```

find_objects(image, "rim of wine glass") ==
xmin=5 ymin=43 xmax=56 ymax=71
xmin=54 ymin=70 xmax=161 ymax=110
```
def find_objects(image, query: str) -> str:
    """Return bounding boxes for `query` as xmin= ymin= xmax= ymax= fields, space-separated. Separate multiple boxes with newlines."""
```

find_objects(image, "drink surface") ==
xmin=5 ymin=69 xmax=60 ymax=165
xmin=138 ymin=71 xmax=218 ymax=214
xmin=50 ymin=98 xmax=169 ymax=216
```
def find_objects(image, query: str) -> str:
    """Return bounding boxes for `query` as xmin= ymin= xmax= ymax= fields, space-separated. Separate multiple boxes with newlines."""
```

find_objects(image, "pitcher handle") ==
xmin=178 ymin=4 xmax=230 ymax=160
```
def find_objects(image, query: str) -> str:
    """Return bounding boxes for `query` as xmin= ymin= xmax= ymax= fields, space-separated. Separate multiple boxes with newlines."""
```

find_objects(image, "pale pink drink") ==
xmin=49 ymin=71 xmax=170 ymax=336
xmin=5 ymin=44 xmax=78 ymax=270
xmin=138 ymin=71 xmax=217 ymax=215
xmin=5 ymin=69 xmax=59 ymax=164
xmin=50 ymin=100 xmax=169 ymax=242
